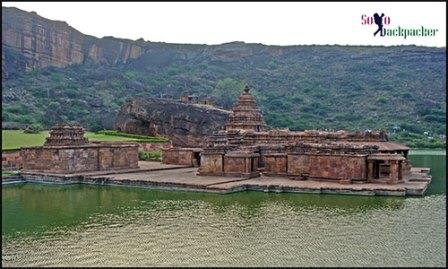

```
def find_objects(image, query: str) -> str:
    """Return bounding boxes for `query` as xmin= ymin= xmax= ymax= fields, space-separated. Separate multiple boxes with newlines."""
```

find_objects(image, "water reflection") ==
xmin=1 ymin=152 xmax=446 ymax=267
xmin=2 ymin=153 xmax=445 ymax=238
xmin=2 ymin=183 xmax=410 ymax=238
xmin=409 ymin=153 xmax=446 ymax=195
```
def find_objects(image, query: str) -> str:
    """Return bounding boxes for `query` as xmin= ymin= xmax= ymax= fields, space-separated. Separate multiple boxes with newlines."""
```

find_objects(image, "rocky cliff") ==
xmin=2 ymin=7 xmax=144 ymax=78
xmin=115 ymin=98 xmax=231 ymax=147
xmin=2 ymin=7 xmax=287 ymax=78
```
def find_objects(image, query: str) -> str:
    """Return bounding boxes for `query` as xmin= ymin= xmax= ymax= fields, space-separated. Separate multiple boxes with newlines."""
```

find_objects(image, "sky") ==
xmin=2 ymin=2 xmax=446 ymax=47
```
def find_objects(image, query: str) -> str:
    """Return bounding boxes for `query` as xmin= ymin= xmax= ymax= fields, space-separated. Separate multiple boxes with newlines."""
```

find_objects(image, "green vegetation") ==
xmin=390 ymin=132 xmax=446 ymax=149
xmin=138 ymin=150 xmax=162 ymax=162
xmin=1 ymin=130 xmax=166 ymax=151
xmin=2 ymin=46 xmax=445 ymax=148
xmin=96 ymin=131 xmax=169 ymax=143
xmin=2 ymin=130 xmax=50 ymax=150
xmin=86 ymin=132 xmax=142 ymax=142
xmin=211 ymin=78 xmax=246 ymax=109
xmin=1 ymin=171 xmax=18 ymax=178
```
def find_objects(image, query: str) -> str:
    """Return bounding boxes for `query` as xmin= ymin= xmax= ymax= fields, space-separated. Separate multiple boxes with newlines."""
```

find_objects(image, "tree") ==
xmin=211 ymin=78 xmax=245 ymax=109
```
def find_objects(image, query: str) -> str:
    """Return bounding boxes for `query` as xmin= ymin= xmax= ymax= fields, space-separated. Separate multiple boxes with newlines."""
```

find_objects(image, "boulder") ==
xmin=115 ymin=98 xmax=231 ymax=147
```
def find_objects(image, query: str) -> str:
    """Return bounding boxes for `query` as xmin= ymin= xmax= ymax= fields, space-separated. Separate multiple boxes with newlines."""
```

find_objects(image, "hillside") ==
xmin=1 ymin=7 xmax=446 ymax=148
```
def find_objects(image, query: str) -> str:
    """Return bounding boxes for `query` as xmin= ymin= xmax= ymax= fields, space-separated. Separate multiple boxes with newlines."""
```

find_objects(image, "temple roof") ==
xmin=367 ymin=153 xmax=406 ymax=161
xmin=44 ymin=123 xmax=89 ymax=146
xmin=345 ymin=141 xmax=410 ymax=151
xmin=225 ymin=86 xmax=267 ymax=132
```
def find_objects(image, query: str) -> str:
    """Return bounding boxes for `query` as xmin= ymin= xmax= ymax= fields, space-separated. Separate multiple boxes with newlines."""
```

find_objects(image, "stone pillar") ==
xmin=245 ymin=157 xmax=251 ymax=173
xmin=388 ymin=160 xmax=399 ymax=184
xmin=367 ymin=160 xmax=374 ymax=182
xmin=398 ymin=160 xmax=403 ymax=181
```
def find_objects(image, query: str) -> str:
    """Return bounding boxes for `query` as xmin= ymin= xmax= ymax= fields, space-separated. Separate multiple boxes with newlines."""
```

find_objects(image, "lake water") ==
xmin=2 ymin=151 xmax=446 ymax=267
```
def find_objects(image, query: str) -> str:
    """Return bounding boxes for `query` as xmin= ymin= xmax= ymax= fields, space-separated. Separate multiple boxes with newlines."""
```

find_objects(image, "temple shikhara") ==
xmin=163 ymin=86 xmax=414 ymax=185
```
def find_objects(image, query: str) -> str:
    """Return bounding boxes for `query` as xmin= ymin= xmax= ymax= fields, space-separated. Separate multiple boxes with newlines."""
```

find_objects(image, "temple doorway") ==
xmin=194 ymin=152 xmax=201 ymax=167
xmin=372 ymin=160 xmax=391 ymax=179
xmin=373 ymin=161 xmax=380 ymax=179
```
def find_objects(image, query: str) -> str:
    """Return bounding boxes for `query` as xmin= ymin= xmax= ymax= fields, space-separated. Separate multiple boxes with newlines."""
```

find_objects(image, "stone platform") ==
xmin=12 ymin=162 xmax=432 ymax=197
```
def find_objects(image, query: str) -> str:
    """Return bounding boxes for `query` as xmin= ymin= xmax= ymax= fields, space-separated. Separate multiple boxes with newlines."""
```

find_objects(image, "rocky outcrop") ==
xmin=2 ymin=7 xmax=144 ymax=77
xmin=115 ymin=98 xmax=231 ymax=147
xmin=2 ymin=7 xmax=285 ymax=78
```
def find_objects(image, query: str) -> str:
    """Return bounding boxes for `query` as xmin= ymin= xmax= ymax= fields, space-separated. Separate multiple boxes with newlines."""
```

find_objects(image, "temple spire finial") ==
xmin=244 ymin=85 xmax=250 ymax=93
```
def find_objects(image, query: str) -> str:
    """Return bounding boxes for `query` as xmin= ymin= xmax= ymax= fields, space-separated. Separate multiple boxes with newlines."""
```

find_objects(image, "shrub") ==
xmin=65 ymin=87 xmax=80 ymax=98
xmin=14 ymin=114 xmax=34 ymax=124
xmin=376 ymin=96 xmax=389 ymax=104
xmin=423 ymin=114 xmax=445 ymax=123
xmin=138 ymin=150 xmax=162 ymax=161
xmin=24 ymin=124 xmax=43 ymax=134
xmin=5 ymin=104 xmax=28 ymax=114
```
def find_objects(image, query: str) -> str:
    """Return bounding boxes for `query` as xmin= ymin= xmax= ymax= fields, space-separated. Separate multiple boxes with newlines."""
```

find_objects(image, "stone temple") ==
xmin=163 ymin=86 xmax=413 ymax=185
xmin=21 ymin=123 xmax=139 ymax=174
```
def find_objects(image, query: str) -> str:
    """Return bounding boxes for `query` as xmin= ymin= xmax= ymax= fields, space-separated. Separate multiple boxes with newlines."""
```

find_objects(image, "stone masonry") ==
xmin=21 ymin=124 xmax=139 ymax=174
xmin=190 ymin=86 xmax=412 ymax=183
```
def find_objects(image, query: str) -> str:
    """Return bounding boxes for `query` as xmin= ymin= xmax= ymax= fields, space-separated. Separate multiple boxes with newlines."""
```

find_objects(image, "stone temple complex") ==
xmin=13 ymin=87 xmax=430 ymax=197
xmin=163 ymin=86 xmax=413 ymax=185
xmin=21 ymin=123 xmax=139 ymax=174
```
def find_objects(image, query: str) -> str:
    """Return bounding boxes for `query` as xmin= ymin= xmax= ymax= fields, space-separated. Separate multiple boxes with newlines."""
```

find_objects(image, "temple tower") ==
xmin=225 ymin=85 xmax=267 ymax=132
xmin=44 ymin=123 xmax=89 ymax=146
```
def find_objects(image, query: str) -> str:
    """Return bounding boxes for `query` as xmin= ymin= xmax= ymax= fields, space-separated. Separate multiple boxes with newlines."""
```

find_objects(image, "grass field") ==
xmin=1 ymin=130 xmax=158 ymax=151
xmin=2 ymin=171 xmax=18 ymax=178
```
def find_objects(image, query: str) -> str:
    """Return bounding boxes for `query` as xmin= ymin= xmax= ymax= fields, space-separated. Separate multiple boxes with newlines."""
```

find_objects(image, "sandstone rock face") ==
xmin=2 ymin=7 xmax=284 ymax=78
xmin=115 ymin=98 xmax=231 ymax=147
xmin=2 ymin=7 xmax=144 ymax=77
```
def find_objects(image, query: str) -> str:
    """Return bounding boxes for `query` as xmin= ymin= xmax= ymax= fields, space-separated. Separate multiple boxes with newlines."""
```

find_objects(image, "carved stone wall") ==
xmin=287 ymin=154 xmax=367 ymax=181
xmin=198 ymin=153 xmax=224 ymax=175
xmin=161 ymin=148 xmax=202 ymax=167
xmin=2 ymin=151 xmax=22 ymax=171
xmin=21 ymin=143 xmax=139 ymax=173
xmin=264 ymin=154 xmax=287 ymax=175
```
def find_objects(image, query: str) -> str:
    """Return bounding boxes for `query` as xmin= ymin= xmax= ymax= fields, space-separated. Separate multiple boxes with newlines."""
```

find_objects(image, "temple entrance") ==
xmin=372 ymin=160 xmax=390 ymax=179
xmin=194 ymin=152 xmax=201 ymax=167
xmin=368 ymin=155 xmax=405 ymax=184
xmin=373 ymin=161 xmax=380 ymax=179
xmin=379 ymin=163 xmax=390 ymax=178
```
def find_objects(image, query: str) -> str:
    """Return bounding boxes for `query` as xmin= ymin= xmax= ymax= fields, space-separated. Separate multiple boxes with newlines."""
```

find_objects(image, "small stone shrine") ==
xmin=44 ymin=123 xmax=89 ymax=146
xmin=21 ymin=123 xmax=139 ymax=174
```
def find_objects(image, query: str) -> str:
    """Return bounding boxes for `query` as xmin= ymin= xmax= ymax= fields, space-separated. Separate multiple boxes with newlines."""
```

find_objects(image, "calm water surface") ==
xmin=2 ymin=151 xmax=446 ymax=267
